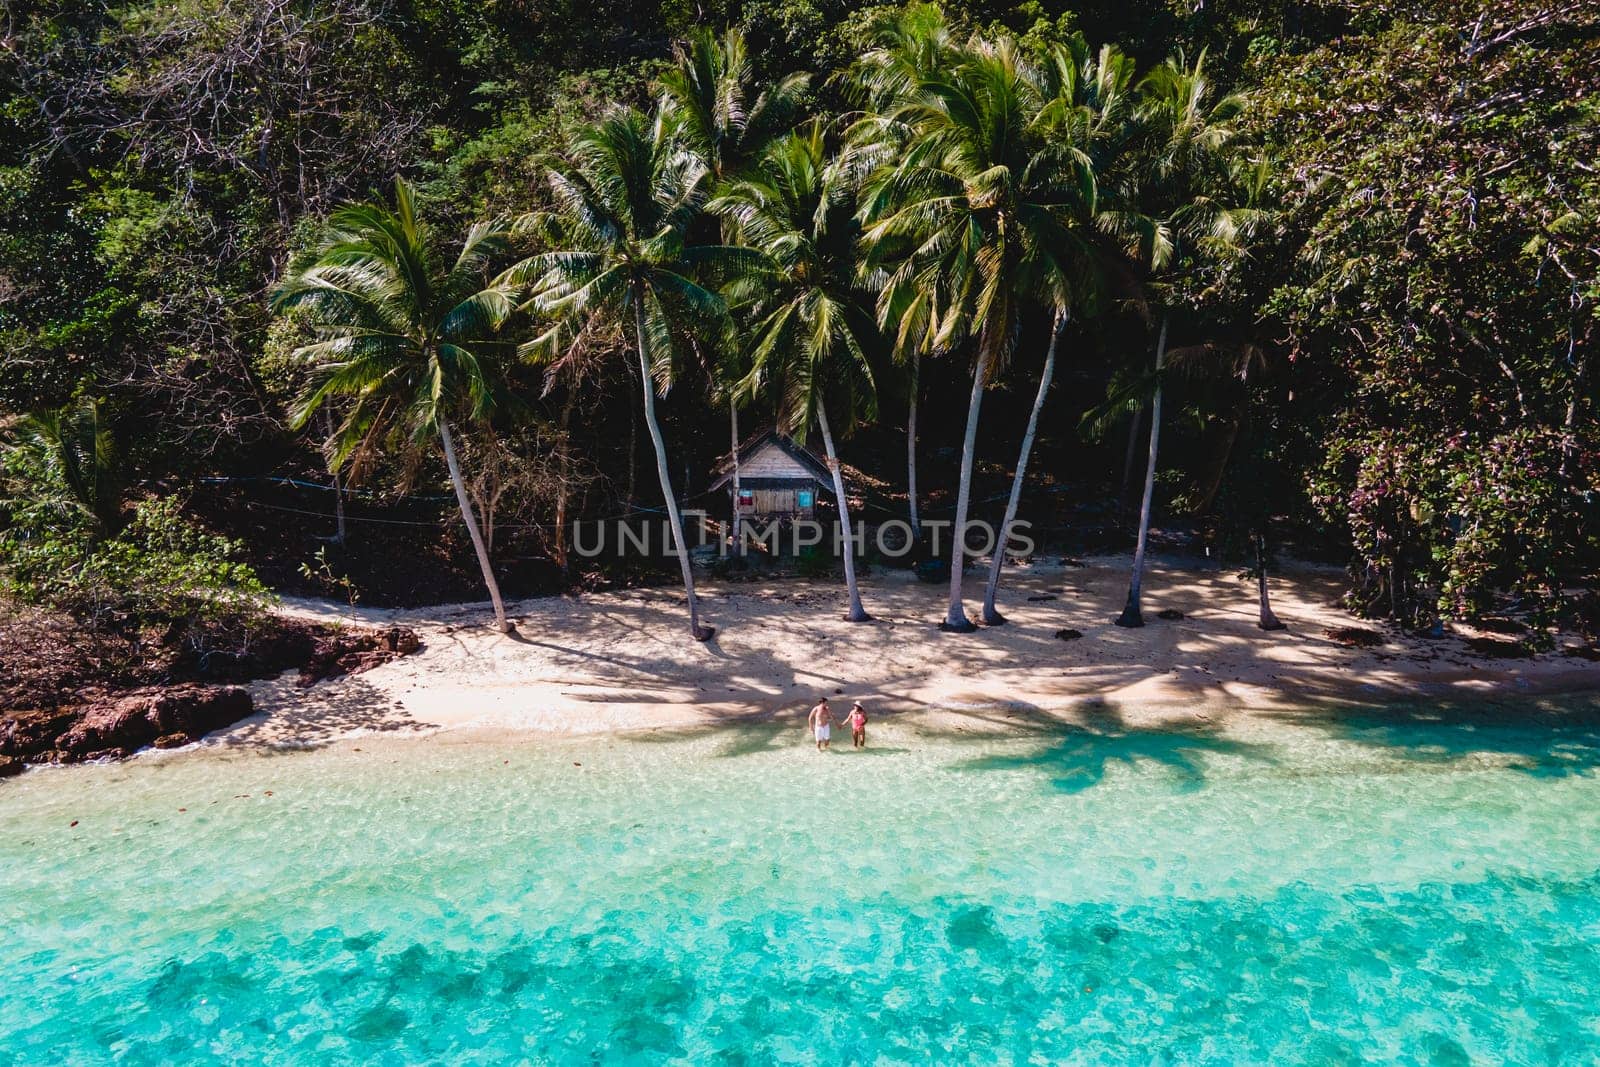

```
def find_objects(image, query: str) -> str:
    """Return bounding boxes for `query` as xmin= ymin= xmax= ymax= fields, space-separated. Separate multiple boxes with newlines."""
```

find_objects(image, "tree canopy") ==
xmin=2 ymin=0 xmax=1595 ymax=639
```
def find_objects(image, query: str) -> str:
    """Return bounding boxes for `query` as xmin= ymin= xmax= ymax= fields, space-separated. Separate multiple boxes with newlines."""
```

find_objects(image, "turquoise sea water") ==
xmin=4 ymin=702 xmax=1600 ymax=1064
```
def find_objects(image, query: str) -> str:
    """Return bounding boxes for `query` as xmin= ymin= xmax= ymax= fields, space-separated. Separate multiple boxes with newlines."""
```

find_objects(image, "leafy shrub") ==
xmin=1 ymin=474 xmax=269 ymax=629
xmin=1313 ymin=426 xmax=1589 ymax=633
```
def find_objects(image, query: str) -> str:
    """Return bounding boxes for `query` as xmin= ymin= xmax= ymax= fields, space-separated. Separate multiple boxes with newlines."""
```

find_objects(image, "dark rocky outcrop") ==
xmin=0 ymin=756 xmax=23 ymax=778
xmin=51 ymin=685 xmax=253 ymax=761
xmin=0 ymin=709 xmax=80 ymax=758
xmin=0 ymin=621 xmax=420 ymax=769
xmin=298 ymin=626 xmax=421 ymax=687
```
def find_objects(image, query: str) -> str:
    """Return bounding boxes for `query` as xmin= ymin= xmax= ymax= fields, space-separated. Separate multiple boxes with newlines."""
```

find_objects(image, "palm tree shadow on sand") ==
xmin=939 ymin=698 xmax=1276 ymax=794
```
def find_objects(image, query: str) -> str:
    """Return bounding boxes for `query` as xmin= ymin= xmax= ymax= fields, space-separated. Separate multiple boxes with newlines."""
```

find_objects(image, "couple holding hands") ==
xmin=806 ymin=697 xmax=867 ymax=751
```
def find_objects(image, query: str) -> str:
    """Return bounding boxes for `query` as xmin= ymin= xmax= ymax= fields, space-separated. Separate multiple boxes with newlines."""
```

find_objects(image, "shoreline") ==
xmin=186 ymin=553 xmax=1600 ymax=757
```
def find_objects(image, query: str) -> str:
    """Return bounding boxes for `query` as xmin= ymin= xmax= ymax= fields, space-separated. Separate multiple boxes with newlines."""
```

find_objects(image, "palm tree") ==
xmin=273 ymin=178 xmax=516 ymax=632
xmin=842 ymin=2 xmax=958 ymax=117
xmin=979 ymin=311 xmax=1067 ymax=624
xmin=860 ymin=35 xmax=1089 ymax=632
xmin=10 ymin=397 xmax=122 ymax=537
xmin=659 ymin=26 xmax=809 ymax=185
xmin=502 ymin=107 xmax=752 ymax=642
xmin=1255 ymin=528 xmax=1286 ymax=630
xmin=1116 ymin=313 xmax=1170 ymax=629
xmin=659 ymin=27 xmax=808 ymax=531
xmin=1169 ymin=336 xmax=1286 ymax=631
xmin=843 ymin=3 xmax=958 ymax=542
xmin=1113 ymin=51 xmax=1256 ymax=628
xmin=905 ymin=344 xmax=922 ymax=541
xmin=713 ymin=124 xmax=879 ymax=621
xmin=979 ymin=35 xmax=1139 ymax=625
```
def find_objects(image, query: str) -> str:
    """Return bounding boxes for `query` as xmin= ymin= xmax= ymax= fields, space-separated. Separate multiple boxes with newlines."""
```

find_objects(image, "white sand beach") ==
xmin=214 ymin=555 xmax=1600 ymax=751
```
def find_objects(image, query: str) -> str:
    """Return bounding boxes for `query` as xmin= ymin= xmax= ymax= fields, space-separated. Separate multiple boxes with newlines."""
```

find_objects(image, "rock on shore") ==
xmin=0 ymin=623 xmax=422 ymax=771
xmin=3 ymin=685 xmax=253 ymax=764
xmin=299 ymin=626 xmax=422 ymax=687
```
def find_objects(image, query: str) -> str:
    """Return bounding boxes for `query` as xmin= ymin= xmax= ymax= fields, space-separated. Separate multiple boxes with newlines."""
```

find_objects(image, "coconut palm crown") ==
xmin=659 ymin=26 xmax=810 ymax=183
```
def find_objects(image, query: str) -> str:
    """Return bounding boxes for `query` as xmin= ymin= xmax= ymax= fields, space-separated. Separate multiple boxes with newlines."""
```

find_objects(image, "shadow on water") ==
xmin=936 ymin=698 xmax=1276 ymax=794
xmin=625 ymin=693 xmax=1600 ymax=792
xmin=631 ymin=719 xmax=913 ymax=760
xmin=1267 ymin=696 xmax=1600 ymax=779
xmin=633 ymin=697 xmax=1277 ymax=794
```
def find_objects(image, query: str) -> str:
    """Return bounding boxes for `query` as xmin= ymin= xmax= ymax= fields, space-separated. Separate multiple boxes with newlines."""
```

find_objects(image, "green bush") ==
xmin=1 ymin=474 xmax=269 ymax=629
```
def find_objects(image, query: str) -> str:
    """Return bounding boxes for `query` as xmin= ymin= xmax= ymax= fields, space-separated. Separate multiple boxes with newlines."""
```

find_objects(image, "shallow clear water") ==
xmin=4 ymin=702 xmax=1600 ymax=1064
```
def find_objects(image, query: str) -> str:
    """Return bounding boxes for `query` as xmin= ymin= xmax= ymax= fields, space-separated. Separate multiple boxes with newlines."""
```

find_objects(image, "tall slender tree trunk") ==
xmin=729 ymin=396 xmax=742 ymax=550
xmin=625 ymin=365 xmax=639 ymax=507
xmin=320 ymin=408 xmax=346 ymax=544
xmin=983 ymin=310 xmax=1066 ymax=625
xmin=633 ymin=288 xmax=713 ymax=641
xmin=554 ymin=388 xmax=576 ymax=569
xmin=943 ymin=340 xmax=992 ymax=632
xmin=331 ymin=468 xmax=347 ymax=545
xmin=438 ymin=418 xmax=510 ymax=633
xmin=817 ymin=400 xmax=870 ymax=622
xmin=1121 ymin=401 xmax=1145 ymax=503
xmin=1116 ymin=313 xmax=1168 ymax=629
xmin=907 ymin=347 xmax=922 ymax=543
xmin=1193 ymin=412 xmax=1242 ymax=518
xmin=1256 ymin=529 xmax=1285 ymax=631
xmin=1195 ymin=359 xmax=1253 ymax=519
xmin=1561 ymin=350 xmax=1588 ymax=479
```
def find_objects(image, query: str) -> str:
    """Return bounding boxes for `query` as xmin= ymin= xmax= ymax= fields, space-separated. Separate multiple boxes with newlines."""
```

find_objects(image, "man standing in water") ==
xmin=807 ymin=698 xmax=834 ymax=752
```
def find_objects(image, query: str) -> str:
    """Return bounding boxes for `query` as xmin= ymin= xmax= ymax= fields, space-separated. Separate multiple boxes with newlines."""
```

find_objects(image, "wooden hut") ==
xmin=709 ymin=428 xmax=832 ymax=521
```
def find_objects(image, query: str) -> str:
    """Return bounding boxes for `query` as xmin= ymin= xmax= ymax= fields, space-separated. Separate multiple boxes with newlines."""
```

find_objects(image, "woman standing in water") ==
xmin=845 ymin=702 xmax=867 ymax=749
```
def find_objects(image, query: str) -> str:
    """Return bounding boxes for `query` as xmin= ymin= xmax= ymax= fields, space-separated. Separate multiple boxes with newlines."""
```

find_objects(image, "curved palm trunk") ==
xmin=1195 ymin=359 xmax=1253 ymax=520
xmin=907 ymin=347 xmax=922 ymax=542
xmin=633 ymin=290 xmax=713 ymax=641
xmin=1256 ymin=530 xmax=1285 ymax=631
xmin=817 ymin=400 xmax=870 ymax=622
xmin=1116 ymin=313 xmax=1169 ymax=629
xmin=943 ymin=342 xmax=992 ymax=632
xmin=983 ymin=311 xmax=1066 ymax=625
xmin=438 ymin=418 xmax=510 ymax=633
